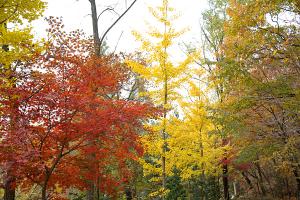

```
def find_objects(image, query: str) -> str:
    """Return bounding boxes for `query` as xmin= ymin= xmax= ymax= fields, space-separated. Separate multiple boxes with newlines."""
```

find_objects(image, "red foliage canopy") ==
xmin=0 ymin=17 xmax=157 ymax=199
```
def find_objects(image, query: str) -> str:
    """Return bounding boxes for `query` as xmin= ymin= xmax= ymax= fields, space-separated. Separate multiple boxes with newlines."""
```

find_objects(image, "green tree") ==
xmin=190 ymin=0 xmax=231 ymax=199
xmin=222 ymin=0 xmax=300 ymax=198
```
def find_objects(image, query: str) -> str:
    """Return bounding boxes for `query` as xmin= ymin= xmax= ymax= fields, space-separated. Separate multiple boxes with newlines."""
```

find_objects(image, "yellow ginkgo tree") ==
xmin=126 ymin=0 xmax=193 ymax=197
xmin=166 ymin=67 xmax=229 ymax=198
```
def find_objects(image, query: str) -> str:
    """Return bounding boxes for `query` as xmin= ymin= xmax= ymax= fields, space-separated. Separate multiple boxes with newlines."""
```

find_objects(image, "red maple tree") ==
xmin=0 ymin=17 xmax=157 ymax=200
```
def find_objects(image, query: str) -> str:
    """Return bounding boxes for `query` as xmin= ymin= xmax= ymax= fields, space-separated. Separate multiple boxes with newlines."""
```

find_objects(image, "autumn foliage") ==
xmin=1 ymin=0 xmax=300 ymax=199
xmin=0 ymin=17 xmax=157 ymax=199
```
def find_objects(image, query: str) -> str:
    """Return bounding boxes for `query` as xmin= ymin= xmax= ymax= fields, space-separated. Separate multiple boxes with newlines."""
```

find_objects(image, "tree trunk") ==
xmin=86 ymin=181 xmax=95 ymax=200
xmin=41 ymin=185 xmax=47 ymax=200
xmin=293 ymin=169 xmax=300 ymax=200
xmin=255 ymin=162 xmax=266 ymax=196
xmin=3 ymin=22 xmax=16 ymax=200
xmin=222 ymin=162 xmax=230 ymax=200
xmin=233 ymin=181 xmax=238 ymax=198
xmin=241 ymin=171 xmax=253 ymax=190
xmin=161 ymin=3 xmax=169 ymax=198
xmin=125 ymin=187 xmax=132 ymax=200
xmin=89 ymin=0 xmax=101 ymax=56
xmin=222 ymin=138 xmax=230 ymax=200
xmin=4 ymin=177 xmax=15 ymax=200
xmin=96 ymin=176 xmax=100 ymax=200
xmin=41 ymin=174 xmax=52 ymax=200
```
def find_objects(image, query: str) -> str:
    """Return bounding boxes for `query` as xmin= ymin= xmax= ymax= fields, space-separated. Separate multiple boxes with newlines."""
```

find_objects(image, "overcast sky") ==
xmin=33 ymin=0 xmax=209 ymax=53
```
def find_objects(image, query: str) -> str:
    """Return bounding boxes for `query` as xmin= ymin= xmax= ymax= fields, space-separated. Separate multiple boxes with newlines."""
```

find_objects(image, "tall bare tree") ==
xmin=88 ymin=0 xmax=138 ymax=56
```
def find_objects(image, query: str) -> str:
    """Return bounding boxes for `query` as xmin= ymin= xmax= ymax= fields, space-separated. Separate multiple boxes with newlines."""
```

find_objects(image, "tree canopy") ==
xmin=0 ymin=0 xmax=299 ymax=199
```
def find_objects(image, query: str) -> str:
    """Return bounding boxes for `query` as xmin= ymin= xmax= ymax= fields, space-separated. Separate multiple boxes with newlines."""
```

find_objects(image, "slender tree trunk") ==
xmin=162 ymin=105 xmax=167 ymax=197
xmin=3 ymin=103 xmax=17 ymax=200
xmin=161 ymin=3 xmax=168 ymax=198
xmin=216 ymin=176 xmax=221 ymax=199
xmin=4 ymin=177 xmax=15 ymax=200
xmin=187 ymin=182 xmax=192 ymax=200
xmin=96 ymin=176 xmax=100 ymax=200
xmin=41 ymin=185 xmax=47 ymax=200
xmin=3 ymin=99 xmax=17 ymax=200
xmin=233 ymin=181 xmax=238 ymax=198
xmin=293 ymin=169 xmax=300 ymax=200
xmin=241 ymin=171 xmax=253 ymax=190
xmin=285 ymin=177 xmax=291 ymax=200
xmin=162 ymin=77 xmax=167 ymax=198
xmin=221 ymin=138 xmax=230 ymax=200
xmin=125 ymin=187 xmax=132 ymax=200
xmin=87 ymin=2 xmax=140 ymax=199
xmin=87 ymin=1 xmax=102 ymax=198
xmin=222 ymin=162 xmax=230 ymax=200
xmin=89 ymin=0 xmax=101 ymax=56
xmin=199 ymin=128 xmax=205 ymax=200
xmin=255 ymin=162 xmax=266 ymax=196
xmin=41 ymin=175 xmax=51 ymax=200
xmin=86 ymin=181 xmax=95 ymax=200
xmin=2 ymin=23 xmax=16 ymax=200
xmin=261 ymin=168 xmax=274 ymax=197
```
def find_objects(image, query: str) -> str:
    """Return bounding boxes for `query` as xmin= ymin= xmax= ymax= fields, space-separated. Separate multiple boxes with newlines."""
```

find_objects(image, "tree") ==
xmin=0 ymin=1 xmax=46 ymax=200
xmin=127 ymin=0 xmax=192 ymax=197
xmin=166 ymin=71 xmax=228 ymax=199
xmin=187 ymin=0 xmax=231 ymax=198
xmin=221 ymin=0 xmax=300 ymax=198
xmin=86 ymin=1 xmax=141 ymax=198
xmin=0 ymin=17 xmax=157 ymax=200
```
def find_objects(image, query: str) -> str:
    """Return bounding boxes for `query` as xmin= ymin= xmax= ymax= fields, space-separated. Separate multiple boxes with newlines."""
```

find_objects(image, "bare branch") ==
xmin=99 ymin=0 xmax=138 ymax=50
xmin=97 ymin=7 xmax=119 ymax=21
xmin=113 ymin=31 xmax=124 ymax=53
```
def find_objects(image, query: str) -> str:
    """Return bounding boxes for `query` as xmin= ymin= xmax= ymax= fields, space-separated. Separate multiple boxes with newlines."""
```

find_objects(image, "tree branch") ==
xmin=99 ymin=0 xmax=138 ymax=50
xmin=97 ymin=7 xmax=119 ymax=21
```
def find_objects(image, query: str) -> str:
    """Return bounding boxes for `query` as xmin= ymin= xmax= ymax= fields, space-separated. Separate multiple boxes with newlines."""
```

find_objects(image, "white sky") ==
xmin=33 ymin=0 xmax=209 ymax=53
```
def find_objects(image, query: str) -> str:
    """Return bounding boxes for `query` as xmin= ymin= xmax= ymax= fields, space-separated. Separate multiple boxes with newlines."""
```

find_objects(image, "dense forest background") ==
xmin=0 ymin=0 xmax=299 ymax=199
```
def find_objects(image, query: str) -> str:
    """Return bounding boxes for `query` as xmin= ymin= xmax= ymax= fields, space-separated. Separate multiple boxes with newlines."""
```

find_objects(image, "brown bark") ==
xmin=3 ymin=177 xmax=15 ymax=200
xmin=41 ymin=149 xmax=63 ymax=200
xmin=89 ymin=0 xmax=138 ymax=56
xmin=255 ymin=162 xmax=266 ymax=196
xmin=293 ymin=169 xmax=300 ymax=200
xmin=89 ymin=0 xmax=101 ymax=56
xmin=41 ymin=182 xmax=48 ymax=200
xmin=86 ymin=182 xmax=95 ymax=200
xmin=125 ymin=187 xmax=133 ymax=200
xmin=222 ymin=162 xmax=230 ymax=200
xmin=241 ymin=171 xmax=253 ymax=190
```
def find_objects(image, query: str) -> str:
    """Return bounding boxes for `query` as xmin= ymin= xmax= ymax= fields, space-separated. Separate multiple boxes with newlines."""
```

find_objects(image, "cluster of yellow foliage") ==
xmin=0 ymin=0 xmax=46 ymax=67
xmin=127 ymin=0 xmax=226 ymax=197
